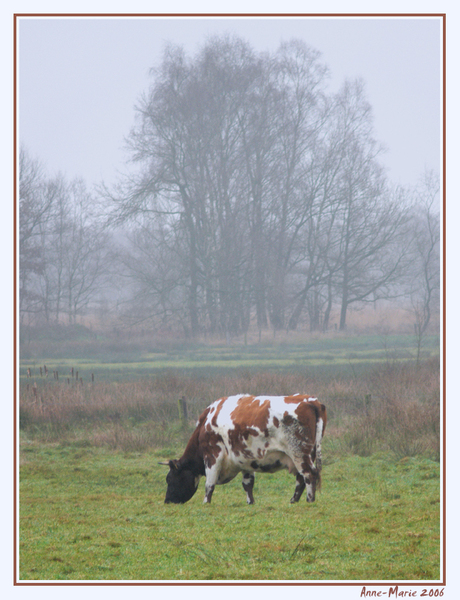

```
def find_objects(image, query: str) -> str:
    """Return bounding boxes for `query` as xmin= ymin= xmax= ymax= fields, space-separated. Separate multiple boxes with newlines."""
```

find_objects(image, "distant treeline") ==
xmin=20 ymin=35 xmax=440 ymax=338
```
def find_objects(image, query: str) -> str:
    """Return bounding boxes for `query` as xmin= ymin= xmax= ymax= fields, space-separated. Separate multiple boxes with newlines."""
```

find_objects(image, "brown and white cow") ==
xmin=161 ymin=394 xmax=327 ymax=505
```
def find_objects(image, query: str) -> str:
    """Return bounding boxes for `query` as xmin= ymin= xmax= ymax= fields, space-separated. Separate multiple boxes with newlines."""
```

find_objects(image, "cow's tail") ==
xmin=314 ymin=403 xmax=327 ymax=490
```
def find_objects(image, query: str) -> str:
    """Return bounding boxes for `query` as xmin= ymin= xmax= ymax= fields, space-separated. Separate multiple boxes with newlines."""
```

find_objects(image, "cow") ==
xmin=160 ymin=394 xmax=327 ymax=505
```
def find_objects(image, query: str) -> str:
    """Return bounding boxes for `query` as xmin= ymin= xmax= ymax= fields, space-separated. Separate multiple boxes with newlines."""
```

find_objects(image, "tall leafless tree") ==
xmin=100 ymin=36 xmax=430 ymax=338
xmin=20 ymin=155 xmax=111 ymax=326
xmin=407 ymin=170 xmax=440 ymax=360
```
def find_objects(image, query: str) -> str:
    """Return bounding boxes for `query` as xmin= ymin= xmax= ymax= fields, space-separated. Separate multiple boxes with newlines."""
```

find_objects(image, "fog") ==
xmin=18 ymin=16 xmax=441 ymax=189
xmin=18 ymin=19 xmax=441 ymax=340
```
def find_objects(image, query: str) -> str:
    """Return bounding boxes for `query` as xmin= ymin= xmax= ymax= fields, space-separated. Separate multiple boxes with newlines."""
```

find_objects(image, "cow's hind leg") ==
xmin=304 ymin=469 xmax=318 ymax=503
xmin=242 ymin=472 xmax=255 ymax=504
xmin=290 ymin=473 xmax=306 ymax=503
xmin=291 ymin=456 xmax=319 ymax=503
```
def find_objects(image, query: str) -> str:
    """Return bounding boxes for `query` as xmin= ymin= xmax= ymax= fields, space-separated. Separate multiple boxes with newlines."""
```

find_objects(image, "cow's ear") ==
xmin=169 ymin=459 xmax=180 ymax=471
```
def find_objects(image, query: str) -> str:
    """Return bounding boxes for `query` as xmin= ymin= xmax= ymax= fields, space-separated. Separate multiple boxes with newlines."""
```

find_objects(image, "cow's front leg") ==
xmin=203 ymin=483 xmax=215 ymax=503
xmin=242 ymin=472 xmax=255 ymax=504
xmin=290 ymin=473 xmax=306 ymax=503
xmin=203 ymin=465 xmax=219 ymax=504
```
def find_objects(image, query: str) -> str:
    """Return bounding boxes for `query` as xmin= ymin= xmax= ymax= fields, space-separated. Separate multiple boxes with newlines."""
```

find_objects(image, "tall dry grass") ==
xmin=19 ymin=358 xmax=440 ymax=460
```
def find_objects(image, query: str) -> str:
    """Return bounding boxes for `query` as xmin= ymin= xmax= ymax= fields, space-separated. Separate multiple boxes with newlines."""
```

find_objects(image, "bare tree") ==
xmin=263 ymin=40 xmax=329 ymax=332
xmin=36 ymin=174 xmax=69 ymax=322
xmin=108 ymin=36 xmax=263 ymax=337
xmin=103 ymin=36 xmax=415 ymax=339
xmin=325 ymin=81 xmax=410 ymax=331
xmin=407 ymin=170 xmax=440 ymax=361
xmin=115 ymin=219 xmax=189 ymax=331
xmin=61 ymin=180 xmax=110 ymax=323
xmin=20 ymin=154 xmax=111 ymax=326
xmin=19 ymin=147 xmax=55 ymax=322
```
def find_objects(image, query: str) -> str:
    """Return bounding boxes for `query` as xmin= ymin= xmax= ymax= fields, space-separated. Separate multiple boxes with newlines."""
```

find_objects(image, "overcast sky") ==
xmin=18 ymin=15 xmax=441 ymax=191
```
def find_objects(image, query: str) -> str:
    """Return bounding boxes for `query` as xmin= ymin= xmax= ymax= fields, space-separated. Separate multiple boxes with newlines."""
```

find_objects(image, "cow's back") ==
xmin=204 ymin=393 xmax=324 ymax=433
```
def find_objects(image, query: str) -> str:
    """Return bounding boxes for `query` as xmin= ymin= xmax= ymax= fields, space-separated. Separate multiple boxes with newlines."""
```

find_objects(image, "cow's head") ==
xmin=162 ymin=459 xmax=200 ymax=504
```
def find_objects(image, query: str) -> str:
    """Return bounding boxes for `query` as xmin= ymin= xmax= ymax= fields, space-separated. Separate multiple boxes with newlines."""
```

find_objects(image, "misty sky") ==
xmin=18 ymin=15 xmax=441 ymax=191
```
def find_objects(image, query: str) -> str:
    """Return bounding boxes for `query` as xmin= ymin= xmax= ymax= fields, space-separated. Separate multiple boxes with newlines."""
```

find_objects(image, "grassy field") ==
xmin=19 ymin=332 xmax=440 ymax=382
xmin=19 ymin=443 xmax=440 ymax=581
xmin=18 ymin=332 xmax=442 ymax=582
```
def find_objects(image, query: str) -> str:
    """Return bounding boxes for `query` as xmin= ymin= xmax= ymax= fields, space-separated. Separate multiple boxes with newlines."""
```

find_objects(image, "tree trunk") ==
xmin=180 ymin=185 xmax=200 ymax=337
xmin=322 ymin=277 xmax=333 ymax=332
xmin=288 ymin=287 xmax=308 ymax=331
xmin=339 ymin=275 xmax=348 ymax=331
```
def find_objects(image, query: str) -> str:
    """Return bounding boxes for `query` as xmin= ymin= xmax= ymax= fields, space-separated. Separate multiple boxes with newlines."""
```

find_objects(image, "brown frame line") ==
xmin=13 ymin=12 xmax=447 ymax=587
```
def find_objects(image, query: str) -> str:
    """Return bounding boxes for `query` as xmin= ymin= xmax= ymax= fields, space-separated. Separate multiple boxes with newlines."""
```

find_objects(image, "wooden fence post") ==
xmin=178 ymin=396 xmax=188 ymax=423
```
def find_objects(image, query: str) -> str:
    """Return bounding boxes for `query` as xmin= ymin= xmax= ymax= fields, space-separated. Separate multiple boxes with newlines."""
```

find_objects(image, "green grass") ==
xmin=18 ymin=333 xmax=441 ymax=581
xmin=19 ymin=442 xmax=441 ymax=582
xmin=20 ymin=333 xmax=440 ymax=382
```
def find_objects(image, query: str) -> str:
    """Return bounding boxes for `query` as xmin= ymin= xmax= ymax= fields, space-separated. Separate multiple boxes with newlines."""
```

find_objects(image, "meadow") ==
xmin=18 ymin=331 xmax=441 ymax=582
xmin=20 ymin=328 xmax=439 ymax=381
